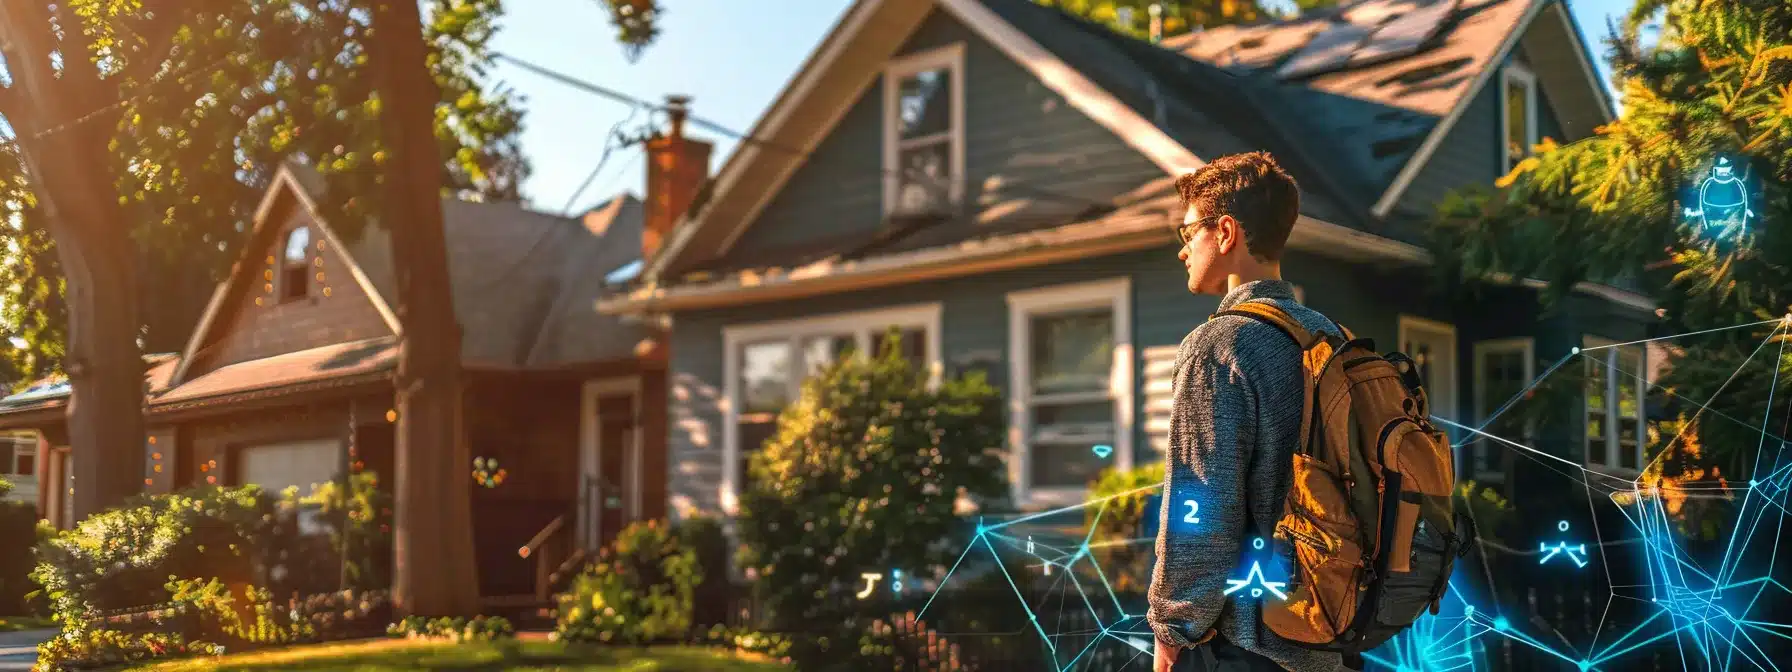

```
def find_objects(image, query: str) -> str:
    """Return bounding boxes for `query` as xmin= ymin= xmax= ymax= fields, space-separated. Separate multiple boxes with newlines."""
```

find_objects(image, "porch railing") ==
xmin=519 ymin=514 xmax=571 ymax=604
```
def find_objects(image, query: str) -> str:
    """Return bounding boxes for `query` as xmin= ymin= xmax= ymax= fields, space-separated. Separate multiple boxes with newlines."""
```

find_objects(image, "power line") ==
xmin=492 ymin=52 xmax=1130 ymax=214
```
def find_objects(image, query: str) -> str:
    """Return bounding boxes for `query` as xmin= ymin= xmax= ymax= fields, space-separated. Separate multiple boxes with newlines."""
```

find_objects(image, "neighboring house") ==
xmin=0 ymin=100 xmax=711 ymax=606
xmin=0 ymin=432 xmax=37 ymax=506
xmin=598 ymin=0 xmax=1657 ymax=519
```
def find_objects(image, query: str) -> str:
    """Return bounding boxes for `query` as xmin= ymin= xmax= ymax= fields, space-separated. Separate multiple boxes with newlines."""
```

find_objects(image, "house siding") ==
xmin=190 ymin=201 xmax=394 ymax=378
xmin=718 ymin=8 xmax=1164 ymax=266
xmin=664 ymin=244 xmax=1507 ymax=518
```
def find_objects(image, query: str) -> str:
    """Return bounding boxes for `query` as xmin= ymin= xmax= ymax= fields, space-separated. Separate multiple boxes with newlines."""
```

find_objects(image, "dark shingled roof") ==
xmin=348 ymin=193 xmax=651 ymax=369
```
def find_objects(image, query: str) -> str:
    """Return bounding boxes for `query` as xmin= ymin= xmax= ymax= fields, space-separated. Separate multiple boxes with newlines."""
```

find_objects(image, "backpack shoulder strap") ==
xmin=1213 ymin=301 xmax=1321 ymax=350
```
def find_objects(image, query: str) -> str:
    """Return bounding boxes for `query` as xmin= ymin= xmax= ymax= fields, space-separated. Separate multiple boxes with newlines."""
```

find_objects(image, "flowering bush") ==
xmin=34 ymin=629 xmax=222 ymax=671
xmin=555 ymin=519 xmax=701 ymax=645
xmin=386 ymin=614 xmax=515 ymax=641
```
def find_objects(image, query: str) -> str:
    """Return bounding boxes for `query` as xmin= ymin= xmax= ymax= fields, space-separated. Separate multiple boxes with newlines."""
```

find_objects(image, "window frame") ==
xmin=882 ymin=43 xmax=967 ymax=217
xmin=1582 ymin=335 xmax=1648 ymax=474
xmin=1007 ymin=278 xmax=1134 ymax=507
xmin=1470 ymin=338 xmax=1536 ymax=482
xmin=279 ymin=226 xmax=313 ymax=304
xmin=1499 ymin=62 xmax=1539 ymax=174
xmin=0 ymin=436 xmax=33 ymax=478
xmin=720 ymin=303 xmax=943 ymax=514
xmin=1397 ymin=315 xmax=1459 ymax=429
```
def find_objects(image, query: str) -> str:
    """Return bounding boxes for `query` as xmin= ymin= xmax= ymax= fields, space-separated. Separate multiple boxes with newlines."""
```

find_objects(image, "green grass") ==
xmin=0 ymin=615 xmax=54 ymax=632
xmin=129 ymin=638 xmax=790 ymax=671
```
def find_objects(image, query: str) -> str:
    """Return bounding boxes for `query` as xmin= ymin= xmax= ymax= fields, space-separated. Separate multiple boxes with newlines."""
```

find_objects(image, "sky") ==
xmin=487 ymin=0 xmax=1636 ymax=215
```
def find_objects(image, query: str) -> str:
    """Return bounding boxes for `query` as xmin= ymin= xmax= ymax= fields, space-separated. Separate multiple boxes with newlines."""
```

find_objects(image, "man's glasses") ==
xmin=1176 ymin=216 xmax=1220 ymax=245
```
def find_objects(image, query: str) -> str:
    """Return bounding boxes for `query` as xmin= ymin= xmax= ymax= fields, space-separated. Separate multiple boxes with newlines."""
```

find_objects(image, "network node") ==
xmin=1571 ymin=346 xmax=1581 ymax=355
xmin=1493 ymin=617 xmax=1510 ymax=631
xmin=1578 ymin=660 xmax=1591 ymax=671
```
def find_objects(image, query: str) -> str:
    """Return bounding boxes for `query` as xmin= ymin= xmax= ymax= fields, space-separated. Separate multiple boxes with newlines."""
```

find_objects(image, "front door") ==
xmin=1399 ymin=316 xmax=1460 ymax=435
xmin=588 ymin=393 xmax=636 ymax=549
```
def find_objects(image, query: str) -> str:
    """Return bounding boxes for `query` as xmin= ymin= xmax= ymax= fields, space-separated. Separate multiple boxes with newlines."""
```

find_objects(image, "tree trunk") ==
xmin=368 ymin=0 xmax=480 ymax=617
xmin=0 ymin=2 xmax=148 ymax=520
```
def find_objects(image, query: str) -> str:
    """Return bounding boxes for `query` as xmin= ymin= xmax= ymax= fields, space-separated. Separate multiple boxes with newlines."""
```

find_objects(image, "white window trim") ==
xmin=720 ymin=303 xmax=944 ymax=514
xmin=1007 ymin=278 xmax=1133 ymax=507
xmin=1582 ymin=335 xmax=1647 ymax=476
xmin=0 ymin=435 xmax=33 ymax=477
xmin=1397 ymin=315 xmax=1460 ymax=428
xmin=1499 ymin=62 xmax=1538 ymax=174
xmin=1470 ymin=338 xmax=1535 ymax=482
xmin=882 ymin=43 xmax=967 ymax=216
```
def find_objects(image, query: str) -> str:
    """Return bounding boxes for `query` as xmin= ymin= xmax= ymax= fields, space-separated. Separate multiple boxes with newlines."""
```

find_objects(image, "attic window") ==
xmin=280 ymin=226 xmax=312 ymax=303
xmin=1500 ymin=62 xmax=1538 ymax=174
xmin=883 ymin=43 xmax=965 ymax=217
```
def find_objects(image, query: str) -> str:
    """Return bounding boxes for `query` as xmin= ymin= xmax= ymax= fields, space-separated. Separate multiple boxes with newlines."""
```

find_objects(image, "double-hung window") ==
xmin=883 ymin=44 xmax=965 ymax=217
xmin=722 ymin=304 xmax=942 ymax=513
xmin=1500 ymin=62 xmax=1538 ymax=174
xmin=1471 ymin=339 xmax=1535 ymax=481
xmin=1583 ymin=337 xmax=1647 ymax=472
xmin=1008 ymin=279 xmax=1132 ymax=505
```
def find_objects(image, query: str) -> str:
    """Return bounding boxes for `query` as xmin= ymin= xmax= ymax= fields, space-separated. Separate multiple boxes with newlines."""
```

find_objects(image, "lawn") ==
xmin=0 ymin=616 xmax=53 ymax=632
xmin=129 ymin=638 xmax=790 ymax=671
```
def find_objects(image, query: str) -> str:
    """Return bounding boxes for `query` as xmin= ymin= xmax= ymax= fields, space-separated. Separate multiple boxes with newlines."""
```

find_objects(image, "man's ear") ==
xmin=1215 ymin=215 xmax=1240 ymax=255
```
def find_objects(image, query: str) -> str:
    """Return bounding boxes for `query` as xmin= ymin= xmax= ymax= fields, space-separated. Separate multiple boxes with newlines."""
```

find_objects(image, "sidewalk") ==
xmin=0 ymin=628 xmax=53 ymax=671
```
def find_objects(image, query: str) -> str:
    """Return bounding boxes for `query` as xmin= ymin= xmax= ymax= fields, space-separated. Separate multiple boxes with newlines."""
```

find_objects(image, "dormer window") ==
xmin=883 ymin=44 xmax=965 ymax=217
xmin=1500 ymin=62 xmax=1537 ymax=174
xmin=280 ymin=226 xmax=312 ymax=303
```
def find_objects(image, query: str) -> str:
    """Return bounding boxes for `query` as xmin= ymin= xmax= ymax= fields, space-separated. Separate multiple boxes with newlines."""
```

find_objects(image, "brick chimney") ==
xmin=643 ymin=94 xmax=713 ymax=261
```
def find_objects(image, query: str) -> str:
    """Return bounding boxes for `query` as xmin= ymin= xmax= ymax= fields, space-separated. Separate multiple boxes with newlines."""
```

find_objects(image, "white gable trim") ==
xmin=642 ymin=0 xmax=890 ymax=285
xmin=1371 ymin=0 xmax=1547 ymax=218
xmin=169 ymin=165 xmax=403 ymax=387
xmin=656 ymin=0 xmax=1206 ymax=276
xmin=1548 ymin=2 xmax=1618 ymax=123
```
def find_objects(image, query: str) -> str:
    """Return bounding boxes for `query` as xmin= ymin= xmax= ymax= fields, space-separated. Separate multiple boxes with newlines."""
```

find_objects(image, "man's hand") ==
xmin=1154 ymin=638 xmax=1181 ymax=672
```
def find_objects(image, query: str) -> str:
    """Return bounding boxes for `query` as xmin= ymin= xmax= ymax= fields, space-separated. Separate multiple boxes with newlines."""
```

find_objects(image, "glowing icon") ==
xmin=1027 ymin=536 xmax=1035 ymax=553
xmin=1539 ymin=520 xmax=1589 ymax=568
xmin=1183 ymin=500 xmax=1200 ymax=524
xmin=1092 ymin=444 xmax=1113 ymax=459
xmin=1683 ymin=156 xmax=1753 ymax=238
xmin=857 ymin=573 xmax=882 ymax=599
xmin=891 ymin=569 xmax=903 ymax=596
xmin=1224 ymin=538 xmax=1286 ymax=600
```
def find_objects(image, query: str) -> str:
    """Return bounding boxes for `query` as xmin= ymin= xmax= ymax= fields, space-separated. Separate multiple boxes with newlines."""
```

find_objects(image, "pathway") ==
xmin=0 ymin=628 xmax=53 ymax=671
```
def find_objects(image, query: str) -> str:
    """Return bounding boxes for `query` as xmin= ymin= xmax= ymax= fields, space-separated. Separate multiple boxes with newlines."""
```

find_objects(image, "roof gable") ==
xmin=170 ymin=165 xmax=401 ymax=387
xmin=644 ymin=0 xmax=1202 ymax=283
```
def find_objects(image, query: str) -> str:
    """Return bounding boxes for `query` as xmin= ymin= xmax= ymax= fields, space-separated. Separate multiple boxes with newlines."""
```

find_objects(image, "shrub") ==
xmin=696 ymin=624 xmax=793 ymax=662
xmin=855 ymin=612 xmax=970 ymax=672
xmin=34 ymin=629 xmax=222 ymax=671
xmin=556 ymin=520 xmax=701 ymax=645
xmin=386 ymin=615 xmax=514 ymax=641
xmin=0 ymin=498 xmax=40 ymax=615
xmin=301 ymin=471 xmax=393 ymax=591
xmin=30 ymin=485 xmax=342 ymax=636
xmin=675 ymin=515 xmax=731 ymax=627
xmin=1085 ymin=462 xmax=1166 ymax=595
xmin=735 ymin=330 xmax=1008 ymax=662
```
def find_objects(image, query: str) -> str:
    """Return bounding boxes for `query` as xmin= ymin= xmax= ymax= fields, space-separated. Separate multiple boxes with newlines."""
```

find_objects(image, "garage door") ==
xmin=238 ymin=439 xmax=340 ymax=497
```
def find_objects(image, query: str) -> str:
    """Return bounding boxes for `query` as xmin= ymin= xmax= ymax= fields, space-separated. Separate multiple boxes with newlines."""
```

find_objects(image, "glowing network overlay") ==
xmin=913 ymin=314 xmax=1792 ymax=671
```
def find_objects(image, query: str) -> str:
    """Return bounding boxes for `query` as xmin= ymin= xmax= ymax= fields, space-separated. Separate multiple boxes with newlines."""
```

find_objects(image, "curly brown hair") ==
xmin=1174 ymin=151 xmax=1300 ymax=262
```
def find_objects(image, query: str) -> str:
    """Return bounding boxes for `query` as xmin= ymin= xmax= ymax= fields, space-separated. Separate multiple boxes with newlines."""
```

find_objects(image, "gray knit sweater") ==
xmin=1147 ymin=280 xmax=1345 ymax=672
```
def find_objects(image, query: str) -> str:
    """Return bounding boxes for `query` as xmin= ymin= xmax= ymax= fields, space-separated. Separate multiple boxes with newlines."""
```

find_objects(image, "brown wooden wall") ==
xmin=189 ymin=199 xmax=394 ymax=378
xmin=639 ymin=368 xmax=669 ymax=520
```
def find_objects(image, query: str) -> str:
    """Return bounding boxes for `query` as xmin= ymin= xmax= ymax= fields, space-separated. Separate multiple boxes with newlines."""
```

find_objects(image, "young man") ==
xmin=1149 ymin=152 xmax=1347 ymax=672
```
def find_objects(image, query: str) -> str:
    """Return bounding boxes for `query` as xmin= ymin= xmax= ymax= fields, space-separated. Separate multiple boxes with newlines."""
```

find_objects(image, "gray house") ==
xmin=599 ymin=0 xmax=1658 ymax=518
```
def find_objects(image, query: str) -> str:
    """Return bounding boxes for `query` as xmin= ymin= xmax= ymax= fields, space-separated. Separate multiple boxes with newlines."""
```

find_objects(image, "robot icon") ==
xmin=1683 ymin=156 xmax=1753 ymax=239
xmin=1539 ymin=520 xmax=1589 ymax=568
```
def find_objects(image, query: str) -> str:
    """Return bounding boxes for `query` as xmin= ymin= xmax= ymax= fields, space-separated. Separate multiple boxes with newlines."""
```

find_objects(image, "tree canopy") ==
xmin=1426 ymin=0 xmax=1792 ymax=478
xmin=0 ymin=0 xmax=530 ymax=389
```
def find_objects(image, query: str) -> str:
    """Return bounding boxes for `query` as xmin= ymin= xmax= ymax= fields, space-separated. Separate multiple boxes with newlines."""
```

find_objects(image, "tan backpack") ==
xmin=1215 ymin=301 xmax=1475 ymax=654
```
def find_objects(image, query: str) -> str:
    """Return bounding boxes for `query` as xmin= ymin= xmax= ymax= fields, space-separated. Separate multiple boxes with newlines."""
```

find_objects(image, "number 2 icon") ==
xmin=1183 ymin=500 xmax=1200 ymax=524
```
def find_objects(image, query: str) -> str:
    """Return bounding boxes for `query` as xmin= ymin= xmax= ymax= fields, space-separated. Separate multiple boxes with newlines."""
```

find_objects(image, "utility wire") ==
xmin=492 ymin=52 xmax=1134 ymax=214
